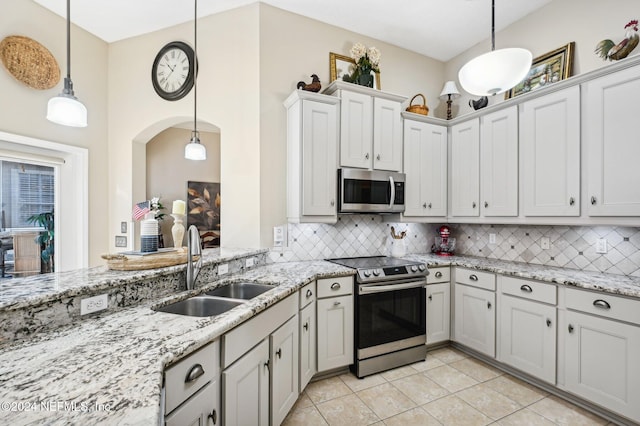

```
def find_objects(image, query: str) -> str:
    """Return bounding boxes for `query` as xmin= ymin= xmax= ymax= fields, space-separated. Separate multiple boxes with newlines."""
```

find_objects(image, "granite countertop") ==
xmin=1 ymin=254 xmax=639 ymax=425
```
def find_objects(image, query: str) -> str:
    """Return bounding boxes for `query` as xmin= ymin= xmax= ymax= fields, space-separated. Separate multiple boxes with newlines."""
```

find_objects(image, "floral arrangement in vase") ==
xmin=343 ymin=42 xmax=380 ymax=88
xmin=150 ymin=196 xmax=166 ymax=222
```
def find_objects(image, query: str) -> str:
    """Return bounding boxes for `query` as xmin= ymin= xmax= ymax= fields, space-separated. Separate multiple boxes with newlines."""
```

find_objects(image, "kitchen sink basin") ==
xmin=155 ymin=296 xmax=244 ymax=317
xmin=205 ymin=282 xmax=274 ymax=300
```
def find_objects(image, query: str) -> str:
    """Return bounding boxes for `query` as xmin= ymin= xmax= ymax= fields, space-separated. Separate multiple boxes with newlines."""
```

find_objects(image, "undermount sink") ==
xmin=205 ymin=282 xmax=274 ymax=300
xmin=155 ymin=296 xmax=244 ymax=317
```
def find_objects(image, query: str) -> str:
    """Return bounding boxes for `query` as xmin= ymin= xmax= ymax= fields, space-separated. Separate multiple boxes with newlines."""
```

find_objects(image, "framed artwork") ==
xmin=329 ymin=52 xmax=381 ymax=90
xmin=505 ymin=42 xmax=575 ymax=99
xmin=187 ymin=181 xmax=220 ymax=248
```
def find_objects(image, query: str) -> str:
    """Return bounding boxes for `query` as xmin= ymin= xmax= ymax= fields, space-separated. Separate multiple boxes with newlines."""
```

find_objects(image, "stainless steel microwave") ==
xmin=338 ymin=168 xmax=405 ymax=213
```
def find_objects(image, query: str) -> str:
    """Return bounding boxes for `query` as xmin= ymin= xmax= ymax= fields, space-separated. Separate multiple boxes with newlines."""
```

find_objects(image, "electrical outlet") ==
xmin=596 ymin=238 xmax=608 ymax=254
xmin=115 ymin=236 xmax=127 ymax=247
xmin=218 ymin=263 xmax=229 ymax=275
xmin=273 ymin=225 xmax=285 ymax=248
xmin=246 ymin=257 xmax=255 ymax=268
xmin=80 ymin=294 xmax=108 ymax=315
xmin=489 ymin=233 xmax=496 ymax=244
xmin=541 ymin=237 xmax=550 ymax=250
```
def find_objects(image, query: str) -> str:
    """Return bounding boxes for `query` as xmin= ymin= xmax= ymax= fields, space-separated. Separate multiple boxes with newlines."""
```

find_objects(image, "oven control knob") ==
xmin=363 ymin=270 xmax=372 ymax=277
xmin=410 ymin=265 xmax=418 ymax=273
xmin=373 ymin=269 xmax=381 ymax=276
xmin=418 ymin=264 xmax=426 ymax=271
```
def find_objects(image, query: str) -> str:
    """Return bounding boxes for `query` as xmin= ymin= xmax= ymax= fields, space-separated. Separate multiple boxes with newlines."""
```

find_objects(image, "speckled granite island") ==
xmin=0 ymin=251 xmax=639 ymax=425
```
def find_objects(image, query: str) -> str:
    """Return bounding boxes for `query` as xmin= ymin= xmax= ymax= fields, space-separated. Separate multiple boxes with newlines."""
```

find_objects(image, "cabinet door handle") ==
xmin=185 ymin=364 xmax=205 ymax=383
xmin=484 ymin=201 xmax=488 ymax=208
xmin=365 ymin=153 xmax=370 ymax=160
xmin=569 ymin=197 xmax=575 ymax=206
xmin=276 ymin=348 xmax=282 ymax=359
xmin=591 ymin=196 xmax=597 ymax=205
xmin=423 ymin=202 xmax=427 ymax=208
xmin=546 ymin=318 xmax=552 ymax=327
xmin=428 ymin=203 xmax=432 ymax=209
xmin=593 ymin=299 xmax=611 ymax=310
xmin=303 ymin=322 xmax=309 ymax=330
xmin=306 ymin=289 xmax=313 ymax=298
xmin=472 ymin=202 xmax=477 ymax=208
xmin=435 ymin=271 xmax=443 ymax=278
xmin=330 ymin=282 xmax=341 ymax=290
xmin=330 ymin=200 xmax=335 ymax=207
xmin=264 ymin=360 xmax=270 ymax=372
xmin=376 ymin=154 xmax=381 ymax=160
xmin=428 ymin=294 xmax=433 ymax=301
xmin=520 ymin=284 xmax=533 ymax=293
xmin=469 ymin=274 xmax=479 ymax=281
xmin=208 ymin=409 xmax=217 ymax=425
xmin=568 ymin=324 xmax=574 ymax=333
xmin=487 ymin=301 xmax=492 ymax=309
xmin=333 ymin=301 xmax=341 ymax=306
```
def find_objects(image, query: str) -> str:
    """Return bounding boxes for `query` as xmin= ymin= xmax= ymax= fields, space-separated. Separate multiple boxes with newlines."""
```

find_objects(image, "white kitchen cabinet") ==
xmin=562 ymin=288 xmax=640 ymax=423
xmin=222 ymin=339 xmax=270 ymax=426
xmin=324 ymin=81 xmax=406 ymax=172
xmin=498 ymin=276 xmax=557 ymax=384
xmin=165 ymin=381 xmax=219 ymax=426
xmin=402 ymin=117 xmax=447 ymax=218
xmin=426 ymin=282 xmax=450 ymax=344
xmin=520 ymin=85 xmax=580 ymax=216
xmin=450 ymin=118 xmax=480 ymax=217
xmin=480 ymin=106 xmax=518 ymax=217
xmin=298 ymin=281 xmax=316 ymax=392
xmin=285 ymin=90 xmax=340 ymax=224
xmin=316 ymin=276 xmax=354 ymax=372
xmin=271 ymin=315 xmax=299 ymax=426
xmin=453 ymin=268 xmax=496 ymax=357
xmin=584 ymin=65 xmax=640 ymax=216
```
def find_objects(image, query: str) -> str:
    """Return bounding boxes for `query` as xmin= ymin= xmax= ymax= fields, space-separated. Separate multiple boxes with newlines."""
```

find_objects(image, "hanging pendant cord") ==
xmin=193 ymin=0 xmax=198 ymax=136
xmin=491 ymin=0 xmax=495 ymax=51
xmin=66 ymin=0 xmax=71 ymax=80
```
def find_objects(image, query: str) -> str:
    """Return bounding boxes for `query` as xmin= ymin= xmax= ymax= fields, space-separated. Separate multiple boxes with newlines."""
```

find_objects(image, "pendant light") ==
xmin=47 ymin=0 xmax=87 ymax=127
xmin=184 ymin=0 xmax=206 ymax=160
xmin=458 ymin=0 xmax=532 ymax=97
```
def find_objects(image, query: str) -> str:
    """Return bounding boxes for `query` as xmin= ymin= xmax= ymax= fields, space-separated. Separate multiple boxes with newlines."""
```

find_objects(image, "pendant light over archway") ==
xmin=458 ymin=0 xmax=532 ymax=97
xmin=47 ymin=0 xmax=87 ymax=127
xmin=185 ymin=0 xmax=206 ymax=160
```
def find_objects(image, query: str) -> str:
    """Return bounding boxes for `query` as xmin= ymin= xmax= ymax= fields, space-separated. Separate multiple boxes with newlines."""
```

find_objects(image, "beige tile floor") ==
xmin=283 ymin=347 xmax=615 ymax=426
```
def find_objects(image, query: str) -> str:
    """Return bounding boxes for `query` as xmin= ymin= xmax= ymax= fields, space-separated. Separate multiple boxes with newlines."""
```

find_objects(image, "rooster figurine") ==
xmin=595 ymin=20 xmax=639 ymax=61
xmin=296 ymin=74 xmax=321 ymax=92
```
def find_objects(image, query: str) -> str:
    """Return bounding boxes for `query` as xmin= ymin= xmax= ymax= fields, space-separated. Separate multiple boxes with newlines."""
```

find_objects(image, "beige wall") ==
xmin=146 ymin=127 xmax=220 ymax=246
xmin=0 ymin=1 xmax=108 ymax=266
xmin=445 ymin=0 xmax=639 ymax=115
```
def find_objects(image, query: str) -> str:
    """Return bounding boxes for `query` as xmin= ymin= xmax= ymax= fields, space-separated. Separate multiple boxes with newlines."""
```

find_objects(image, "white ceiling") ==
xmin=33 ymin=0 xmax=551 ymax=62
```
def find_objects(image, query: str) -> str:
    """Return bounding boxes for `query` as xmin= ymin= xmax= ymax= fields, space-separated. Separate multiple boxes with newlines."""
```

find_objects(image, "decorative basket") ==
xmin=405 ymin=94 xmax=429 ymax=115
xmin=0 ymin=35 xmax=60 ymax=90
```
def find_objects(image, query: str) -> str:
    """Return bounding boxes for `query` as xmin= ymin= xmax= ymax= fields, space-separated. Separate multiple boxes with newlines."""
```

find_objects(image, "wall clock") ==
xmin=151 ymin=41 xmax=196 ymax=101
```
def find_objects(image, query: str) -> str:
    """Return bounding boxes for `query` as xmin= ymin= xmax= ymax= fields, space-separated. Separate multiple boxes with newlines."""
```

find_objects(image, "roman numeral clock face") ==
xmin=151 ymin=41 xmax=196 ymax=101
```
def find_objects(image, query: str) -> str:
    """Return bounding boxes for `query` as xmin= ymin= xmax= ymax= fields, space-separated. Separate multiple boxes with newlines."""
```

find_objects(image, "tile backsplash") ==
xmin=268 ymin=216 xmax=640 ymax=278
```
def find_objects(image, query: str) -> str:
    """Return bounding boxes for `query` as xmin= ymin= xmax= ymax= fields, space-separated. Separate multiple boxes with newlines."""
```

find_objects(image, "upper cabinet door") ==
xmin=450 ymin=118 xmax=480 ymax=217
xmin=403 ymin=119 xmax=447 ymax=217
xmin=520 ymin=86 xmax=580 ymax=216
xmin=584 ymin=66 xmax=640 ymax=216
xmin=373 ymin=97 xmax=403 ymax=172
xmin=481 ymin=106 xmax=518 ymax=217
xmin=339 ymin=91 xmax=373 ymax=169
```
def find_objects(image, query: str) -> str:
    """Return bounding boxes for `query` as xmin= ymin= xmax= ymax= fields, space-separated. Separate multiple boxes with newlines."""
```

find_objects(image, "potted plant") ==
xmin=27 ymin=209 xmax=54 ymax=273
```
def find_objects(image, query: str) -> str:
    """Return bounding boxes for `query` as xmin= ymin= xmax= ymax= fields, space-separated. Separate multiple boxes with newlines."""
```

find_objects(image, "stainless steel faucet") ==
xmin=186 ymin=225 xmax=202 ymax=290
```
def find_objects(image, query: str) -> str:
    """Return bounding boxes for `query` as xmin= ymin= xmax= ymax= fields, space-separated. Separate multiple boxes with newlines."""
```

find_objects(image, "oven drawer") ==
xmin=427 ymin=267 xmax=450 ymax=284
xmin=455 ymin=267 xmax=495 ymax=291
xmin=318 ymin=276 xmax=353 ymax=298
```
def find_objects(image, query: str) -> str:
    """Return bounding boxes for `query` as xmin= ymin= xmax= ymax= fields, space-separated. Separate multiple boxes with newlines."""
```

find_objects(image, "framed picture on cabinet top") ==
xmin=329 ymin=52 xmax=381 ymax=90
xmin=505 ymin=42 xmax=575 ymax=99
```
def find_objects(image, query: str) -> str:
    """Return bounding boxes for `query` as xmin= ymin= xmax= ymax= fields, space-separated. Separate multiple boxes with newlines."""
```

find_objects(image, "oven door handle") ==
xmin=359 ymin=280 xmax=426 ymax=295
xmin=389 ymin=176 xmax=395 ymax=210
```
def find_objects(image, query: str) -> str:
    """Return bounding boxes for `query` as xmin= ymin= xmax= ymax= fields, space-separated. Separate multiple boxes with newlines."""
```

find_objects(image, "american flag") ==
xmin=133 ymin=200 xmax=150 ymax=221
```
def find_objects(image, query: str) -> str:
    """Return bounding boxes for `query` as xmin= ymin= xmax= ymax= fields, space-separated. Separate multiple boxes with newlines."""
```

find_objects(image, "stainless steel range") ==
xmin=327 ymin=256 xmax=429 ymax=378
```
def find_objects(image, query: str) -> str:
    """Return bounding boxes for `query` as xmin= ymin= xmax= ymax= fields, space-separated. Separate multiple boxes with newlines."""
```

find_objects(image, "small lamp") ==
xmin=439 ymin=81 xmax=461 ymax=120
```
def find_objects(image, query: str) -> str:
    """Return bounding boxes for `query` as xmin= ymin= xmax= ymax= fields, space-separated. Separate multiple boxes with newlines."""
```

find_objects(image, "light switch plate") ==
xmin=596 ymin=238 xmax=608 ymax=254
xmin=541 ymin=237 xmax=550 ymax=250
xmin=489 ymin=233 xmax=496 ymax=244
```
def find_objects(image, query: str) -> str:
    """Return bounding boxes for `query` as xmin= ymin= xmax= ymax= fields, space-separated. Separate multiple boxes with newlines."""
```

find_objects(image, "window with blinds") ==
xmin=1 ymin=161 xmax=55 ymax=229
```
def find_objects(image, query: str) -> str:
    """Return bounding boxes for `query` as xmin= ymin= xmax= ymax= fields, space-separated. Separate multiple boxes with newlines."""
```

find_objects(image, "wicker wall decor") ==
xmin=0 ymin=35 xmax=60 ymax=90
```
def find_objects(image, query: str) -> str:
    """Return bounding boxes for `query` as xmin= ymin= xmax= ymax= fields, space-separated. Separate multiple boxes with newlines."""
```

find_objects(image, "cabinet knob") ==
xmin=435 ymin=271 xmax=443 ymax=278
xmin=428 ymin=203 xmax=432 ymax=209
xmin=306 ymin=289 xmax=313 ymax=298
xmin=484 ymin=201 xmax=488 ymax=208
xmin=423 ymin=203 xmax=427 ymax=208
xmin=303 ymin=322 xmax=309 ymax=330
xmin=568 ymin=324 xmax=574 ymax=333
xmin=330 ymin=200 xmax=335 ymax=207
xmin=330 ymin=282 xmax=341 ymax=290
xmin=276 ymin=348 xmax=282 ymax=359
xmin=469 ymin=274 xmax=479 ymax=281
xmin=593 ymin=299 xmax=611 ymax=310
xmin=487 ymin=301 xmax=492 ymax=309
xmin=591 ymin=196 xmax=597 ymax=205
xmin=333 ymin=301 xmax=341 ymax=306
xmin=185 ymin=364 xmax=205 ymax=383
xmin=546 ymin=318 xmax=552 ymax=327
xmin=376 ymin=154 xmax=381 ymax=161
xmin=472 ymin=202 xmax=477 ymax=208
xmin=428 ymin=294 xmax=433 ymax=301
xmin=208 ymin=409 xmax=217 ymax=425
xmin=520 ymin=284 xmax=533 ymax=293
xmin=569 ymin=197 xmax=575 ymax=206
xmin=365 ymin=153 xmax=370 ymax=160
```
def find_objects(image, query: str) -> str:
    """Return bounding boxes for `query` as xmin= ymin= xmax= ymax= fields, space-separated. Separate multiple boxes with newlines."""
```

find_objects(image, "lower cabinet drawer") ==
xmin=566 ymin=288 xmax=640 ymax=325
xmin=165 ymin=380 xmax=218 ymax=426
xmin=427 ymin=267 xmax=450 ymax=284
xmin=317 ymin=276 xmax=353 ymax=298
xmin=455 ymin=267 xmax=495 ymax=291
xmin=500 ymin=276 xmax=556 ymax=305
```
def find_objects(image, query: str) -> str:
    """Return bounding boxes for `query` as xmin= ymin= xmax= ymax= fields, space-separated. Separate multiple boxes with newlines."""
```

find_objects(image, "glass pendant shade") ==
xmin=459 ymin=48 xmax=532 ymax=96
xmin=47 ymin=78 xmax=87 ymax=127
xmin=185 ymin=132 xmax=206 ymax=160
